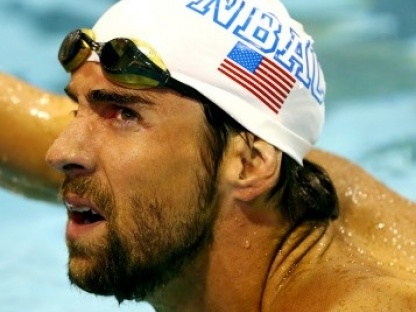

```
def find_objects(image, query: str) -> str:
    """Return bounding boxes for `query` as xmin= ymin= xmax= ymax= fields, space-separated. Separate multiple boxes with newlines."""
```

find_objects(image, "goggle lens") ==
xmin=100 ymin=39 xmax=166 ymax=88
xmin=59 ymin=29 xmax=94 ymax=72
xmin=58 ymin=29 xmax=169 ymax=89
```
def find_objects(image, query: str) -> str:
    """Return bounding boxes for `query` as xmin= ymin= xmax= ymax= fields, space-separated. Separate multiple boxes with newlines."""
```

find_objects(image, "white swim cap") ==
xmin=90 ymin=0 xmax=326 ymax=164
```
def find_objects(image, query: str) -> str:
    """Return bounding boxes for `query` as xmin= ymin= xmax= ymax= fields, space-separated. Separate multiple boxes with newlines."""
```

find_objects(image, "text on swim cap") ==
xmin=186 ymin=0 xmax=325 ymax=105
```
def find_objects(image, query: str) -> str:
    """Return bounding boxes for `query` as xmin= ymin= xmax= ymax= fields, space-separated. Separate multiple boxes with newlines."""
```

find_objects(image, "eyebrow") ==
xmin=87 ymin=89 xmax=155 ymax=105
xmin=64 ymin=86 xmax=155 ymax=106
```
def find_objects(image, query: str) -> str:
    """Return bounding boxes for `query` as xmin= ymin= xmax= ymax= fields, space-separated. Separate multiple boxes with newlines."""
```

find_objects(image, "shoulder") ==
xmin=330 ymin=276 xmax=416 ymax=311
xmin=306 ymin=149 xmax=416 ymax=277
xmin=305 ymin=149 xmax=416 ymax=224
xmin=305 ymin=149 xmax=414 ymax=207
xmin=268 ymin=266 xmax=416 ymax=312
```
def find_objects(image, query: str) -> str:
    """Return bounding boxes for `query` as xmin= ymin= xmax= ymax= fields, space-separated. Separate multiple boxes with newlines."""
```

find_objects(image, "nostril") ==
xmin=62 ymin=163 xmax=87 ymax=174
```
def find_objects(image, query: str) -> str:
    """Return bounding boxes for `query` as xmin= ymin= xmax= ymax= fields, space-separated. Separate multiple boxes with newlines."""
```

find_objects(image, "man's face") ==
xmin=46 ymin=63 xmax=219 ymax=301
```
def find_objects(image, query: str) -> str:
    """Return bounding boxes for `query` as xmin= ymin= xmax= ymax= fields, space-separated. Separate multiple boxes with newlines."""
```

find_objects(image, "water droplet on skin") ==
xmin=377 ymin=223 xmax=386 ymax=229
xmin=38 ymin=94 xmax=51 ymax=106
xmin=406 ymin=268 xmax=416 ymax=274
xmin=29 ymin=108 xmax=50 ymax=120
xmin=245 ymin=240 xmax=251 ymax=249
xmin=344 ymin=186 xmax=370 ymax=204
xmin=10 ymin=95 xmax=21 ymax=105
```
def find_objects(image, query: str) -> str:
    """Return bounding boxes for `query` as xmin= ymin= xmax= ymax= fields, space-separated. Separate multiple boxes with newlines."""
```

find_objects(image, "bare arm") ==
xmin=0 ymin=72 xmax=75 ymax=203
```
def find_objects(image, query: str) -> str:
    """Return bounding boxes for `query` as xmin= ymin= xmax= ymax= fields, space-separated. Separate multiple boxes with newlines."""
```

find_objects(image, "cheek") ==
xmin=102 ymin=133 xmax=206 ymax=199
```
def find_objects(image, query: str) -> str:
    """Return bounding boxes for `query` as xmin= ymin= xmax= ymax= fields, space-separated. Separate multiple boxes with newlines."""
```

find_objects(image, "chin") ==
xmin=68 ymin=256 xmax=107 ymax=294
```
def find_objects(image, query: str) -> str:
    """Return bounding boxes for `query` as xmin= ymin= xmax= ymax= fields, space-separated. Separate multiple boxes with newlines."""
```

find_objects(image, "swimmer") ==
xmin=1 ymin=0 xmax=416 ymax=310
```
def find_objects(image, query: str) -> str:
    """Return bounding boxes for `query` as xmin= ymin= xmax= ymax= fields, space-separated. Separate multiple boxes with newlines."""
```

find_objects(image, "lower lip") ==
xmin=66 ymin=219 xmax=106 ymax=240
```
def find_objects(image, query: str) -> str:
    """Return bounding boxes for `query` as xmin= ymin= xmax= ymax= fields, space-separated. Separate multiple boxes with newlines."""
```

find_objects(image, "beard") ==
xmin=62 ymin=167 xmax=218 ymax=303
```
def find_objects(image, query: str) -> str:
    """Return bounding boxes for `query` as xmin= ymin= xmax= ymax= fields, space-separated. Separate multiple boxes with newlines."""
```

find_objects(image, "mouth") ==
xmin=66 ymin=203 xmax=106 ymax=224
xmin=64 ymin=195 xmax=106 ymax=239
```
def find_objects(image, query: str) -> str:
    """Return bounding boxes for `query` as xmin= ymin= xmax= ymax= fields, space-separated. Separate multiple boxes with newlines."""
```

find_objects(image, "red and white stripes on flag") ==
xmin=218 ymin=41 xmax=296 ymax=114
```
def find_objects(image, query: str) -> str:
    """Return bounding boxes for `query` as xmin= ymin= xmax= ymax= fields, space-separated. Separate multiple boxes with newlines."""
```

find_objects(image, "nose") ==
xmin=45 ymin=116 xmax=96 ymax=178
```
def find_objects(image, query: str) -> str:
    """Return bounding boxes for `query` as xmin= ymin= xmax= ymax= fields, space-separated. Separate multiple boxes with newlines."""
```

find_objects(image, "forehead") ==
xmin=66 ymin=63 xmax=153 ymax=102
xmin=68 ymin=62 xmax=207 ymax=120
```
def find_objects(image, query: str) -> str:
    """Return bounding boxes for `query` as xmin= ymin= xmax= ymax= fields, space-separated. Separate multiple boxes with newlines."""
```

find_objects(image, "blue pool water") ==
xmin=0 ymin=0 xmax=415 ymax=311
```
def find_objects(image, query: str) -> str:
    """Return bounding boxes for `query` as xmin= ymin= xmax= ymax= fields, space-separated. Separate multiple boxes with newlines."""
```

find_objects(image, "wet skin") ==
xmin=0 ymin=72 xmax=69 ymax=201
xmin=1 ymin=68 xmax=416 ymax=310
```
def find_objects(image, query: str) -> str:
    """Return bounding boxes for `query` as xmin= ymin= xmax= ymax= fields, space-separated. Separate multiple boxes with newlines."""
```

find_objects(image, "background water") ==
xmin=0 ymin=0 xmax=415 ymax=311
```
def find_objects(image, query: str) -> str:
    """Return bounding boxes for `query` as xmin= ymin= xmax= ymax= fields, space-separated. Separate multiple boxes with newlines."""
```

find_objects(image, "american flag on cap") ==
xmin=218 ymin=41 xmax=296 ymax=114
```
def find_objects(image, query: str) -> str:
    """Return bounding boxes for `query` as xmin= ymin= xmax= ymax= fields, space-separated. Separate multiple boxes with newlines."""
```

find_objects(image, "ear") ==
xmin=222 ymin=132 xmax=282 ymax=202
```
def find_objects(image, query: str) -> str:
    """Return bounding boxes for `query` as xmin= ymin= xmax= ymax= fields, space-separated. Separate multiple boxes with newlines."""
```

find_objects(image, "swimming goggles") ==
xmin=58 ymin=28 xmax=202 ymax=97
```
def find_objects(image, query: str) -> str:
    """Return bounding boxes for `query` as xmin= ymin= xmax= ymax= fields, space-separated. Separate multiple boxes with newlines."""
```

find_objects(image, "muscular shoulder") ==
xmin=329 ymin=276 xmax=416 ymax=311
xmin=306 ymin=149 xmax=416 ymax=228
xmin=306 ymin=149 xmax=414 ymax=209
xmin=268 ymin=266 xmax=416 ymax=312
xmin=306 ymin=149 xmax=416 ymax=278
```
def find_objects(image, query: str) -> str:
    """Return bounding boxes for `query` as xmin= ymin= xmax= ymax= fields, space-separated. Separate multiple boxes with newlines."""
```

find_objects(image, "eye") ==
xmin=111 ymin=106 xmax=144 ymax=127
xmin=101 ymin=104 xmax=146 ymax=129
xmin=117 ymin=107 xmax=137 ymax=121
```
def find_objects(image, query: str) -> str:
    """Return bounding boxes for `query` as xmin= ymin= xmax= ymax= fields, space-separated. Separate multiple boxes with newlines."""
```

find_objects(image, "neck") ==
xmin=147 ymin=204 xmax=333 ymax=312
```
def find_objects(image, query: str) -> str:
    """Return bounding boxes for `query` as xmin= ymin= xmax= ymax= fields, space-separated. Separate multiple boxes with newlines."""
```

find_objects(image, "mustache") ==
xmin=62 ymin=177 xmax=115 ymax=215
